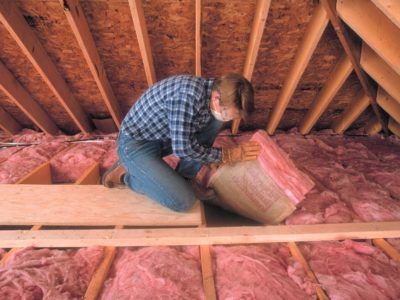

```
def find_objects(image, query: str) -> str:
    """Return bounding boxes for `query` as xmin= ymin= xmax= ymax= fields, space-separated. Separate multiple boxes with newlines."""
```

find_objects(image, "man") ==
xmin=102 ymin=73 xmax=260 ymax=212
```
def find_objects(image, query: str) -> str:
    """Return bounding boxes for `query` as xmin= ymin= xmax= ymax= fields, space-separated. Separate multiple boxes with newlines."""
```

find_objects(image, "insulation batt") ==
xmin=50 ymin=142 xmax=113 ymax=183
xmin=212 ymin=244 xmax=316 ymax=300
xmin=0 ymin=246 xmax=103 ymax=299
xmin=299 ymin=240 xmax=400 ymax=300
xmin=0 ymin=142 xmax=69 ymax=183
xmin=100 ymin=246 xmax=205 ymax=300
xmin=273 ymin=131 xmax=400 ymax=223
xmin=387 ymin=238 xmax=400 ymax=252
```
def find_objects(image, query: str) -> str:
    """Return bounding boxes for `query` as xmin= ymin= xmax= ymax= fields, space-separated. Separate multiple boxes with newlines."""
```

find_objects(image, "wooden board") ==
xmin=361 ymin=43 xmax=400 ymax=104
xmin=371 ymin=0 xmax=400 ymax=28
xmin=0 ymin=222 xmax=399 ymax=248
xmin=0 ymin=184 xmax=202 ymax=226
xmin=337 ymin=0 xmax=400 ymax=76
xmin=377 ymin=87 xmax=400 ymax=124
xmin=16 ymin=162 xmax=52 ymax=184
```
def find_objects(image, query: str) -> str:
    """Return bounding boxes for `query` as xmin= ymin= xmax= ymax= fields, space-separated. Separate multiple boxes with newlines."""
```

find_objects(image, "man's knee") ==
xmin=164 ymin=191 xmax=197 ymax=212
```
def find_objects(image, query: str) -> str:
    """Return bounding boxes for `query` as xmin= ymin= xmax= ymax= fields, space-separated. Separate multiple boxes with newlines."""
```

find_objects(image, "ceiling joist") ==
xmin=232 ymin=0 xmax=272 ymax=134
xmin=267 ymin=3 xmax=329 ymax=135
xmin=0 ymin=61 xmax=59 ymax=135
xmin=299 ymin=53 xmax=353 ymax=135
xmin=360 ymin=43 xmax=400 ymax=104
xmin=332 ymin=90 xmax=369 ymax=134
xmin=377 ymin=87 xmax=400 ymax=124
xmin=0 ymin=1 xmax=92 ymax=133
xmin=128 ymin=0 xmax=156 ymax=86
xmin=0 ymin=106 xmax=22 ymax=135
xmin=337 ymin=0 xmax=400 ymax=76
xmin=61 ymin=0 xmax=123 ymax=129
xmin=321 ymin=0 xmax=388 ymax=135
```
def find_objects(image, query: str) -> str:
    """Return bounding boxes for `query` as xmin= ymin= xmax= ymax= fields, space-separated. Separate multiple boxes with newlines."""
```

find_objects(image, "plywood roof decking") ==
xmin=0 ymin=0 xmax=398 ymax=135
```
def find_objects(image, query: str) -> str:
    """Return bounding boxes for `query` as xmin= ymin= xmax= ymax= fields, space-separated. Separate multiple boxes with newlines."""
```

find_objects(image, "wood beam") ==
xmin=366 ymin=116 xmax=383 ymax=135
xmin=288 ymin=242 xmax=329 ymax=300
xmin=299 ymin=53 xmax=353 ymax=134
xmin=388 ymin=117 xmax=400 ymax=137
xmin=16 ymin=162 xmax=52 ymax=184
xmin=0 ymin=61 xmax=59 ymax=135
xmin=128 ymin=0 xmax=156 ymax=86
xmin=0 ymin=222 xmax=399 ymax=248
xmin=195 ymin=0 xmax=202 ymax=77
xmin=337 ymin=0 xmax=400 ymax=76
xmin=0 ymin=1 xmax=92 ymax=133
xmin=267 ymin=4 xmax=328 ymax=135
xmin=0 ymin=106 xmax=22 ymax=135
xmin=373 ymin=238 xmax=400 ymax=262
xmin=61 ymin=0 xmax=123 ymax=128
xmin=321 ymin=0 xmax=388 ymax=135
xmin=199 ymin=203 xmax=217 ymax=300
xmin=377 ymin=87 xmax=400 ymax=124
xmin=360 ymin=43 xmax=400 ymax=104
xmin=0 ymin=184 xmax=202 ymax=226
xmin=370 ymin=0 xmax=400 ymax=31
xmin=243 ymin=0 xmax=272 ymax=81
xmin=231 ymin=0 xmax=272 ymax=134
xmin=332 ymin=91 xmax=369 ymax=134
xmin=74 ymin=161 xmax=100 ymax=185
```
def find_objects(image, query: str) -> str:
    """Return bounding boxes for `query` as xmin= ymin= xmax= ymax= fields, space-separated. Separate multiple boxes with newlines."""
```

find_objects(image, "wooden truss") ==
xmin=0 ymin=0 xmax=399 ymax=136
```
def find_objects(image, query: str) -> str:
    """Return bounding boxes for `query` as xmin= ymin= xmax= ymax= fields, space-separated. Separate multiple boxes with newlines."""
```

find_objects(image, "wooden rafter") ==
xmin=61 ymin=0 xmax=123 ymax=129
xmin=0 ymin=221 xmax=399 ymax=248
xmin=267 ymin=3 xmax=329 ymax=135
xmin=388 ymin=117 xmax=400 ymax=137
xmin=320 ymin=0 xmax=388 ymax=135
xmin=128 ymin=0 xmax=156 ymax=86
xmin=299 ymin=53 xmax=353 ymax=135
xmin=231 ymin=0 xmax=272 ymax=134
xmin=0 ymin=106 xmax=21 ymax=135
xmin=337 ymin=0 xmax=400 ymax=76
xmin=377 ymin=88 xmax=400 ymax=124
xmin=360 ymin=43 xmax=400 ymax=104
xmin=195 ymin=0 xmax=202 ymax=76
xmin=0 ymin=1 xmax=92 ymax=133
xmin=373 ymin=238 xmax=400 ymax=262
xmin=332 ymin=91 xmax=369 ymax=134
xmin=0 ymin=61 xmax=59 ymax=135
xmin=366 ymin=116 xmax=383 ymax=135
xmin=371 ymin=0 xmax=400 ymax=28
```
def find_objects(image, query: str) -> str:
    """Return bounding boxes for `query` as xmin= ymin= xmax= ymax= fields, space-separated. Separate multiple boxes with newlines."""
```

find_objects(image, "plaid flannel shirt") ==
xmin=120 ymin=75 xmax=222 ymax=163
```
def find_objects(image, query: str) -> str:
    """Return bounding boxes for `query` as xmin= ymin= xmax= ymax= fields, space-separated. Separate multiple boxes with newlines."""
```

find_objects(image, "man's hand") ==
xmin=222 ymin=141 xmax=261 ymax=164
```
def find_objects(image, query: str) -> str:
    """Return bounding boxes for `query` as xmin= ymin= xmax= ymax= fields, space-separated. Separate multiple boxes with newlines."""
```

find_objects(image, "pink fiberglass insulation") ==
xmin=50 ymin=142 xmax=112 ymax=183
xmin=196 ymin=130 xmax=314 ymax=205
xmin=250 ymin=130 xmax=314 ymax=204
xmin=0 ymin=141 xmax=69 ymax=183
xmin=299 ymin=240 xmax=400 ymax=300
xmin=100 ymin=246 xmax=204 ymax=300
xmin=0 ymin=246 xmax=103 ymax=299
xmin=273 ymin=132 xmax=400 ymax=223
xmin=212 ymin=244 xmax=316 ymax=300
xmin=0 ymin=146 xmax=24 ymax=162
xmin=285 ymin=188 xmax=354 ymax=225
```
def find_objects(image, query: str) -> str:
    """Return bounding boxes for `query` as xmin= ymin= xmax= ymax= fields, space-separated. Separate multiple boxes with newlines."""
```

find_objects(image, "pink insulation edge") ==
xmin=250 ymin=130 xmax=315 ymax=204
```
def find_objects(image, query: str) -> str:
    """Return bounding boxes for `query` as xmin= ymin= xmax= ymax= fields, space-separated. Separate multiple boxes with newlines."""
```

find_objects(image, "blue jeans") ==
xmin=117 ymin=118 xmax=223 ymax=212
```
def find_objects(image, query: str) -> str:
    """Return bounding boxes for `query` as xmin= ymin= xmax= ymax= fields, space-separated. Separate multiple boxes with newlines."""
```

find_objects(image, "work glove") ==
xmin=221 ymin=141 xmax=261 ymax=164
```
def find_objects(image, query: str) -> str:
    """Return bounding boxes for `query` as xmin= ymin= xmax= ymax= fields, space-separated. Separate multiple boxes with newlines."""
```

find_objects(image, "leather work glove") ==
xmin=221 ymin=141 xmax=261 ymax=164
